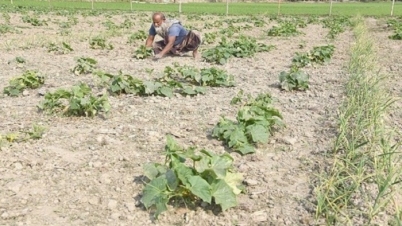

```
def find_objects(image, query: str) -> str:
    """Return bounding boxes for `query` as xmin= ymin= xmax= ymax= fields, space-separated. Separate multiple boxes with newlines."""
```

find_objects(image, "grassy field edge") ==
xmin=0 ymin=1 xmax=401 ymax=16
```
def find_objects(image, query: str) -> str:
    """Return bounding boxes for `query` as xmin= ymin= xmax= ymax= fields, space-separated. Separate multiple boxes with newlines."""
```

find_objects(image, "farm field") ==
xmin=0 ymin=6 xmax=402 ymax=226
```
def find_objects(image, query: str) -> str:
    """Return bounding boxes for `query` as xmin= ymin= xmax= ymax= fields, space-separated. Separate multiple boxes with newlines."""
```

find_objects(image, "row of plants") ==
xmin=275 ymin=44 xmax=335 ymax=93
xmin=202 ymin=36 xmax=275 ymax=65
xmin=314 ymin=16 xmax=402 ymax=225
xmin=3 ymin=58 xmax=236 ymax=117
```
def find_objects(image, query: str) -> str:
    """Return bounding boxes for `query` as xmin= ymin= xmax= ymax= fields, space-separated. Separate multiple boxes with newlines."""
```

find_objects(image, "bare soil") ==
xmin=1 ymin=11 xmax=401 ymax=226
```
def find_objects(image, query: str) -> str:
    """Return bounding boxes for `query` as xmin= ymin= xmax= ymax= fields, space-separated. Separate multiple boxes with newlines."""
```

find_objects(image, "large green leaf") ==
xmin=154 ymin=195 xmax=168 ymax=219
xmin=165 ymin=169 xmax=178 ymax=191
xmin=143 ymin=163 xmax=158 ymax=180
xmin=211 ymin=179 xmax=237 ymax=211
xmin=194 ymin=156 xmax=210 ymax=174
xmin=143 ymin=81 xmax=162 ymax=94
xmin=210 ymin=154 xmax=233 ymax=179
xmin=174 ymin=162 xmax=194 ymax=187
xmin=159 ymin=86 xmax=173 ymax=97
xmin=228 ymin=127 xmax=248 ymax=148
xmin=141 ymin=176 xmax=168 ymax=209
xmin=247 ymin=124 xmax=269 ymax=143
xmin=188 ymin=176 xmax=212 ymax=203
xmin=224 ymin=172 xmax=244 ymax=195
xmin=237 ymin=144 xmax=255 ymax=155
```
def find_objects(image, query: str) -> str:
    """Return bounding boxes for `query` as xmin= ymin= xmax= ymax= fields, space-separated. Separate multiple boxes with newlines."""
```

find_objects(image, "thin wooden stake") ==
xmin=226 ymin=0 xmax=229 ymax=16
xmin=179 ymin=0 xmax=182 ymax=14
xmin=92 ymin=0 xmax=94 ymax=10
xmin=329 ymin=0 xmax=333 ymax=16
xmin=391 ymin=0 xmax=395 ymax=16
xmin=277 ymin=0 xmax=281 ymax=16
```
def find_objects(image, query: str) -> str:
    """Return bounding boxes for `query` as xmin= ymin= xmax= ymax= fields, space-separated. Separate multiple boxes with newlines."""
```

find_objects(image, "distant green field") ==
xmin=0 ymin=0 xmax=401 ymax=16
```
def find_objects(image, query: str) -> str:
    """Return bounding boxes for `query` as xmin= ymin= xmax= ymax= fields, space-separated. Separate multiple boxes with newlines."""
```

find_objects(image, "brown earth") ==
xmin=0 ymin=11 xmax=401 ymax=226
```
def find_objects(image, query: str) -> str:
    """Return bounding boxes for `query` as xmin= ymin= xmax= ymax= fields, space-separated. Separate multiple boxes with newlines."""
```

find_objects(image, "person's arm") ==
xmin=145 ymin=35 xmax=155 ymax=47
xmin=146 ymin=25 xmax=156 ymax=47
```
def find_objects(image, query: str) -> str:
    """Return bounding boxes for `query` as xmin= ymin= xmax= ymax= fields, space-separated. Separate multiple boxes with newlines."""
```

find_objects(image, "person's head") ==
xmin=152 ymin=12 xmax=165 ymax=28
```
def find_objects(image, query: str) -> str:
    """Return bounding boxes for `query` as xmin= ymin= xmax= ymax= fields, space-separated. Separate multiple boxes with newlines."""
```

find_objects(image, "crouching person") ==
xmin=145 ymin=12 xmax=202 ymax=60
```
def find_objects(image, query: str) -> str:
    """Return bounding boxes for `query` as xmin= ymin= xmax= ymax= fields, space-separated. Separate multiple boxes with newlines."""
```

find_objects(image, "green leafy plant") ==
xmin=253 ymin=19 xmax=265 ymax=27
xmin=219 ymin=25 xmax=241 ymax=38
xmin=267 ymin=21 xmax=302 ymax=37
xmin=388 ymin=20 xmax=402 ymax=40
xmin=134 ymin=45 xmax=153 ymax=59
xmin=291 ymin=45 xmax=335 ymax=70
xmin=231 ymin=36 xmax=274 ymax=58
xmin=279 ymin=70 xmax=309 ymax=91
xmin=21 ymin=15 xmax=47 ymax=26
xmin=102 ymin=19 xmax=118 ymax=30
xmin=47 ymin=42 xmax=73 ymax=54
xmin=322 ymin=16 xmax=351 ymax=39
xmin=212 ymin=93 xmax=284 ymax=155
xmin=169 ymin=64 xmax=235 ymax=87
xmin=58 ymin=21 xmax=72 ymax=29
xmin=15 ymin=56 xmax=25 ymax=64
xmin=25 ymin=124 xmax=47 ymax=140
xmin=309 ymin=45 xmax=335 ymax=64
xmin=0 ymin=24 xmax=16 ymax=34
xmin=0 ymin=124 xmax=46 ymax=144
xmin=2 ymin=12 xmax=11 ymax=24
xmin=89 ymin=36 xmax=113 ymax=50
xmin=58 ymin=29 xmax=71 ymax=36
xmin=38 ymin=83 xmax=110 ymax=117
xmin=202 ymin=36 xmax=274 ymax=65
xmin=97 ymin=71 xmax=144 ymax=95
xmin=141 ymin=136 xmax=244 ymax=218
xmin=72 ymin=57 xmax=97 ymax=75
xmin=389 ymin=28 xmax=402 ymax=40
xmin=203 ymin=32 xmax=218 ymax=44
xmin=3 ymin=70 xmax=45 ymax=97
xmin=291 ymin=52 xmax=311 ymax=70
xmin=97 ymin=70 xmax=206 ymax=98
xmin=201 ymin=38 xmax=233 ymax=65
xmin=127 ymin=30 xmax=147 ymax=44
xmin=120 ymin=18 xmax=133 ymax=29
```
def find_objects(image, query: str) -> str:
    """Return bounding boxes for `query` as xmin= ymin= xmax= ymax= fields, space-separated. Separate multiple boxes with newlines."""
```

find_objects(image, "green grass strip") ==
xmin=314 ymin=15 xmax=402 ymax=225
xmin=0 ymin=1 xmax=401 ymax=16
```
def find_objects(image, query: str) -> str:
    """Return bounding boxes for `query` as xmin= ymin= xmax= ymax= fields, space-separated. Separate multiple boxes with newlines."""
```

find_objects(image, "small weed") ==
xmin=127 ymin=30 xmax=147 ymax=44
xmin=3 ymin=70 xmax=45 ymax=97
xmin=72 ymin=57 xmax=97 ymax=75
xmin=47 ymin=42 xmax=73 ymax=54
xmin=89 ymin=36 xmax=113 ymax=50
xmin=134 ymin=45 xmax=153 ymax=59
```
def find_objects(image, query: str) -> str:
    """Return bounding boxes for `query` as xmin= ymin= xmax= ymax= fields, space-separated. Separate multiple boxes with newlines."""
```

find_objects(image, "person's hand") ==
xmin=153 ymin=53 xmax=163 ymax=61
xmin=192 ymin=50 xmax=200 ymax=60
